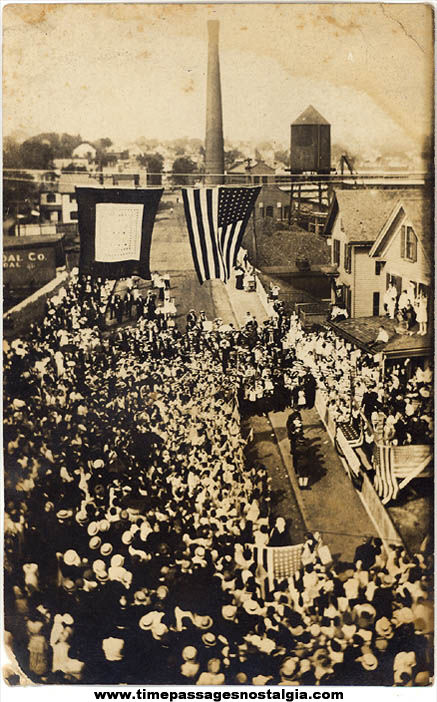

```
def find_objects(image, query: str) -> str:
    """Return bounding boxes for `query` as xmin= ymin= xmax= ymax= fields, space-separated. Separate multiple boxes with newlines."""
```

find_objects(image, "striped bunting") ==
xmin=182 ymin=186 xmax=261 ymax=284
xmin=373 ymin=443 xmax=433 ymax=504
xmin=373 ymin=444 xmax=399 ymax=504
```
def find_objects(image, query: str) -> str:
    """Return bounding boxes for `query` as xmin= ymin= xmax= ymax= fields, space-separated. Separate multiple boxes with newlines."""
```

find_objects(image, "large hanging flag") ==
xmin=182 ymin=186 xmax=261 ymax=284
xmin=373 ymin=442 xmax=432 ymax=504
xmin=76 ymin=187 xmax=163 ymax=279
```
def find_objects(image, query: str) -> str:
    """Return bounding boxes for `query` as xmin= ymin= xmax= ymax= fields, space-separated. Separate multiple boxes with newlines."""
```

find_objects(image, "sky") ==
xmin=3 ymin=3 xmax=434 ymax=155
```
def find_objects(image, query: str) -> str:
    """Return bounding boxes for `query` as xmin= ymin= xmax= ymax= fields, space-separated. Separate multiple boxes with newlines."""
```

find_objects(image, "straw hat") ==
xmin=134 ymin=591 xmax=147 ymax=605
xmin=100 ymin=543 xmax=113 ymax=557
xmin=92 ymin=559 xmax=106 ymax=574
xmin=359 ymin=652 xmax=378 ymax=671
xmin=87 ymin=522 xmax=99 ymax=537
xmin=139 ymin=613 xmax=155 ymax=630
xmin=222 ymin=605 xmax=237 ymax=620
xmin=202 ymin=632 xmax=216 ymax=647
xmin=57 ymin=509 xmax=73 ymax=522
xmin=99 ymin=519 xmax=110 ymax=532
xmin=280 ymin=657 xmax=298 ymax=678
xmin=121 ymin=531 xmax=133 ymax=545
xmin=182 ymin=646 xmax=198 ymax=661
xmin=89 ymin=536 xmax=102 ymax=551
xmin=375 ymin=617 xmax=393 ymax=638
xmin=64 ymin=549 xmax=80 ymax=567
xmin=96 ymin=571 xmax=109 ymax=582
xmin=243 ymin=599 xmax=259 ymax=615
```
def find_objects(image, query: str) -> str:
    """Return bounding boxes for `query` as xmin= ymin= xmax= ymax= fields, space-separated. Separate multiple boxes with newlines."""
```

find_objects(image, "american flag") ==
xmin=373 ymin=443 xmax=432 ymax=504
xmin=182 ymin=186 xmax=261 ymax=284
xmin=253 ymin=542 xmax=304 ymax=593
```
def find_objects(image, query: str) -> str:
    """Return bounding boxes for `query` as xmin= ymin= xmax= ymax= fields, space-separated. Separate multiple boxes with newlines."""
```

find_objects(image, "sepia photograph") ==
xmin=2 ymin=0 xmax=434 ymax=693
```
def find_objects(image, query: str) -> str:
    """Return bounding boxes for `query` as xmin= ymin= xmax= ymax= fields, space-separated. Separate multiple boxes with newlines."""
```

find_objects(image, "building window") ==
xmin=375 ymin=260 xmax=385 ymax=276
xmin=69 ymin=194 xmax=76 ymax=203
xmin=401 ymin=225 xmax=417 ymax=262
xmin=70 ymin=211 xmax=78 ymax=220
xmin=332 ymin=239 xmax=340 ymax=265
xmin=344 ymin=244 xmax=351 ymax=273
xmin=372 ymin=292 xmax=380 ymax=316
xmin=262 ymin=176 xmax=268 ymax=184
xmin=254 ymin=176 xmax=260 ymax=184
xmin=266 ymin=205 xmax=274 ymax=218
xmin=46 ymin=192 xmax=56 ymax=203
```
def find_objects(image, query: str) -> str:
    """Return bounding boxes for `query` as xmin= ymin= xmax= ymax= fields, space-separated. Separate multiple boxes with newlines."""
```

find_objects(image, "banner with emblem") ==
xmin=77 ymin=187 xmax=163 ymax=279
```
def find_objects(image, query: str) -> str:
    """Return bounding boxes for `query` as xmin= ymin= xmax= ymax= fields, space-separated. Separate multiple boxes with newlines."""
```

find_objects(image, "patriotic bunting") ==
xmin=373 ymin=443 xmax=432 ymax=504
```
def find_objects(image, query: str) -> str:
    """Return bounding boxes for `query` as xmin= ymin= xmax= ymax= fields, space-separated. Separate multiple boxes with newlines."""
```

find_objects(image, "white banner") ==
xmin=95 ymin=203 xmax=144 ymax=262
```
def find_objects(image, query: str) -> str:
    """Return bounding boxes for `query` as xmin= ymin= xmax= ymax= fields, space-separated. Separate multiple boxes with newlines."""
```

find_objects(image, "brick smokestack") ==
xmin=205 ymin=20 xmax=225 ymax=185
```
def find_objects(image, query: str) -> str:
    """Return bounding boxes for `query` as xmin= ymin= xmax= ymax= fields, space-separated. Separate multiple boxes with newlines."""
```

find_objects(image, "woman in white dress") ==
xmin=415 ymin=295 xmax=428 ymax=335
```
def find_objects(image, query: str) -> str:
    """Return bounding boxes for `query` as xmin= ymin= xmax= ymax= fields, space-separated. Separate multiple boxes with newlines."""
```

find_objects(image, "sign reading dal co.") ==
xmin=3 ymin=250 xmax=49 ymax=268
xmin=3 ymin=235 xmax=64 ymax=291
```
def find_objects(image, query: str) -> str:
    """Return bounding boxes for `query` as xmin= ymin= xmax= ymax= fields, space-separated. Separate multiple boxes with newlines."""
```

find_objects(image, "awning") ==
xmin=328 ymin=316 xmax=432 ymax=360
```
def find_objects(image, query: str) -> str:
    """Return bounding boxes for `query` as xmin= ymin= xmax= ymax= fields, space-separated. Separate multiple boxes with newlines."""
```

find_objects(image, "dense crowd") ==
xmin=4 ymin=271 xmax=433 ymax=686
xmin=281 ymin=317 xmax=433 ymax=448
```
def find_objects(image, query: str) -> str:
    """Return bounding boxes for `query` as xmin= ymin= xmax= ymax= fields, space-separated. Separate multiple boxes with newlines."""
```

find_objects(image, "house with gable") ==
xmin=368 ymin=194 xmax=432 ymax=308
xmin=323 ymin=188 xmax=432 ymax=319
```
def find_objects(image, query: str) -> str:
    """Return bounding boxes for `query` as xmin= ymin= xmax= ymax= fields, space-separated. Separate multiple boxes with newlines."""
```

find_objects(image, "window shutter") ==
xmin=400 ymin=225 xmax=406 ymax=259
xmin=411 ymin=230 xmax=417 ymax=262
xmin=344 ymin=244 xmax=351 ymax=273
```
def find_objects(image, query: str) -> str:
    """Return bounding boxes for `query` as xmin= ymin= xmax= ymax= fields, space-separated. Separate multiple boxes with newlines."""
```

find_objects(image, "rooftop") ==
xmin=328 ymin=316 xmax=432 ymax=359
xmin=323 ymin=188 xmax=432 ymax=244
xmin=59 ymin=173 xmax=100 ymax=193
xmin=292 ymin=105 xmax=330 ymax=126
xmin=4 ymin=234 xmax=64 ymax=249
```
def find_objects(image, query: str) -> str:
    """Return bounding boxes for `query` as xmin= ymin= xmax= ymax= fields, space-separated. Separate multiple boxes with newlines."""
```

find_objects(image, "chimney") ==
xmin=205 ymin=20 xmax=225 ymax=186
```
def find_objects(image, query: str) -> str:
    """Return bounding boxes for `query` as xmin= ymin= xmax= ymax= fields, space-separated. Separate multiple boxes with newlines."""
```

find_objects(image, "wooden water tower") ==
xmin=290 ymin=105 xmax=331 ymax=174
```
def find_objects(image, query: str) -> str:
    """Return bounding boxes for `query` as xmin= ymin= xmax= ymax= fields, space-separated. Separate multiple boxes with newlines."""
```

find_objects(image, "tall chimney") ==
xmin=205 ymin=20 xmax=225 ymax=185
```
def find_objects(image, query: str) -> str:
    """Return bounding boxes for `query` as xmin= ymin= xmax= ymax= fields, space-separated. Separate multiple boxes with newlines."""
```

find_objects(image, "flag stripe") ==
xmin=211 ymin=189 xmax=226 ymax=281
xmin=182 ymin=189 xmax=204 ymax=284
xmin=373 ymin=445 xmax=399 ymax=504
xmin=194 ymin=189 xmax=213 ymax=281
xmin=205 ymin=188 xmax=223 ymax=280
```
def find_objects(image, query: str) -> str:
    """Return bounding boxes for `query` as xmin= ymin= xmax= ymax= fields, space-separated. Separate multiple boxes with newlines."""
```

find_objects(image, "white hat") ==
xmin=92 ymin=559 xmax=106 ymax=574
xmin=139 ymin=613 xmax=155 ymax=630
xmin=121 ymin=531 xmax=133 ymax=545
xmin=222 ymin=605 xmax=237 ymax=620
xmin=87 ymin=522 xmax=99 ymax=537
xmin=99 ymin=519 xmax=110 ymax=532
xmin=100 ymin=542 xmax=113 ymax=557
xmin=64 ymin=550 xmax=80 ymax=567
xmin=89 ymin=536 xmax=102 ymax=550
xmin=182 ymin=646 xmax=198 ymax=661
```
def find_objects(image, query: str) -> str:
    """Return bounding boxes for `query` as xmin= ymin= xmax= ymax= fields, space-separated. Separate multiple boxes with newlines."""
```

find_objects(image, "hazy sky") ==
xmin=3 ymin=3 xmax=434 ymax=154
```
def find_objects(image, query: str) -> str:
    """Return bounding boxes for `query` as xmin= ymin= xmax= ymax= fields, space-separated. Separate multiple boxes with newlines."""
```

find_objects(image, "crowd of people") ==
xmin=280 ymin=316 xmax=433 ymax=449
xmin=383 ymin=283 xmax=428 ymax=336
xmin=3 ymin=269 xmax=433 ymax=686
